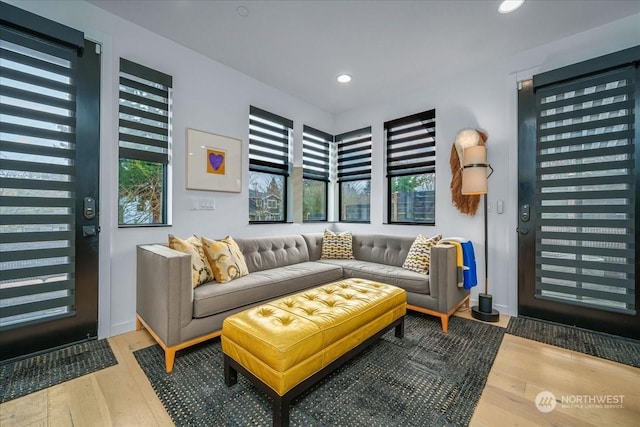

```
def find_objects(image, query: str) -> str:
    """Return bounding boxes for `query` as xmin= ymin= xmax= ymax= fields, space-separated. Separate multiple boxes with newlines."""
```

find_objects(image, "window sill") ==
xmin=249 ymin=221 xmax=294 ymax=225
xmin=383 ymin=222 xmax=435 ymax=226
xmin=118 ymin=223 xmax=172 ymax=228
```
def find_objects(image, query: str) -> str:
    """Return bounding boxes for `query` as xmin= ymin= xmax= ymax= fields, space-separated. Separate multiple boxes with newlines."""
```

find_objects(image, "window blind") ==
xmin=302 ymin=125 xmax=332 ymax=181
xmin=249 ymin=106 xmax=292 ymax=175
xmin=118 ymin=58 xmax=172 ymax=165
xmin=336 ymin=127 xmax=372 ymax=182
xmin=535 ymin=65 xmax=635 ymax=314
xmin=0 ymin=24 xmax=78 ymax=328
xmin=385 ymin=109 xmax=436 ymax=177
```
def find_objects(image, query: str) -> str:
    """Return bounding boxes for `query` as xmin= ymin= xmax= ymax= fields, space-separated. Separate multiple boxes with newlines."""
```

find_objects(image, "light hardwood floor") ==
xmin=1 ymin=310 xmax=638 ymax=427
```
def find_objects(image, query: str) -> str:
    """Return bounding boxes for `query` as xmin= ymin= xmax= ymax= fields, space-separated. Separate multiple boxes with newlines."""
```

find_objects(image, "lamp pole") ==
xmin=484 ymin=193 xmax=488 ymax=295
xmin=471 ymin=193 xmax=499 ymax=322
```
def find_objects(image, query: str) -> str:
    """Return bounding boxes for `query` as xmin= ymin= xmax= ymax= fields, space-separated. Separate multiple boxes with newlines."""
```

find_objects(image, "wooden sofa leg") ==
xmin=135 ymin=316 xmax=143 ymax=331
xmin=165 ymin=348 xmax=177 ymax=373
xmin=440 ymin=315 xmax=449 ymax=333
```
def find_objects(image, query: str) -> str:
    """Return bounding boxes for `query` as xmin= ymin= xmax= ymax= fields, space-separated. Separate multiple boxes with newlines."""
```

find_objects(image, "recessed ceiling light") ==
xmin=498 ymin=0 xmax=525 ymax=14
xmin=237 ymin=5 xmax=249 ymax=17
xmin=337 ymin=74 xmax=352 ymax=83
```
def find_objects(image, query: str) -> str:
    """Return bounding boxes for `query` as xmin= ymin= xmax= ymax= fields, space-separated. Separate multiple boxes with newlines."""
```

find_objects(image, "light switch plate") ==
xmin=193 ymin=198 xmax=216 ymax=210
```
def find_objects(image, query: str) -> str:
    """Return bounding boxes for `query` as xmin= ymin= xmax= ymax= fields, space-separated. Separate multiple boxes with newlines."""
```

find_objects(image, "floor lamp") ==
xmin=461 ymin=145 xmax=499 ymax=322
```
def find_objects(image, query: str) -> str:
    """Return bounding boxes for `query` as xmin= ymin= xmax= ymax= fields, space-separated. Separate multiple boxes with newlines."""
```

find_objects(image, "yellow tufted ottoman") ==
xmin=222 ymin=278 xmax=407 ymax=426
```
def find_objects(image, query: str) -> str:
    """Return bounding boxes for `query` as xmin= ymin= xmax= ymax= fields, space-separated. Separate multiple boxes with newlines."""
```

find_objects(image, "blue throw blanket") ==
xmin=461 ymin=241 xmax=477 ymax=290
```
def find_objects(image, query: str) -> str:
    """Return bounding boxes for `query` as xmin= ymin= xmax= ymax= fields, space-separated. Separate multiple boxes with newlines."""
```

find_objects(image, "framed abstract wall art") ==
xmin=186 ymin=128 xmax=242 ymax=192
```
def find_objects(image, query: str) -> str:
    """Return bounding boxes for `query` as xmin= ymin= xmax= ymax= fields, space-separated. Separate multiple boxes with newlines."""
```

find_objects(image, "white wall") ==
xmin=334 ymin=13 xmax=640 ymax=316
xmin=7 ymin=0 xmax=335 ymax=337
xmin=8 ymin=1 xmax=639 ymax=336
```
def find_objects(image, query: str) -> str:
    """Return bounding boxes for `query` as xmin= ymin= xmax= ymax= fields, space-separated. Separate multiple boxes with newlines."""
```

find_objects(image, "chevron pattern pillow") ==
xmin=402 ymin=234 xmax=442 ymax=275
xmin=320 ymin=229 xmax=355 ymax=260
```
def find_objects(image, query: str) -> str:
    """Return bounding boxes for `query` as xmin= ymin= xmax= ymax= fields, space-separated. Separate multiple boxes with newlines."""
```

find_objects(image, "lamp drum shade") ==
xmin=461 ymin=145 xmax=488 ymax=195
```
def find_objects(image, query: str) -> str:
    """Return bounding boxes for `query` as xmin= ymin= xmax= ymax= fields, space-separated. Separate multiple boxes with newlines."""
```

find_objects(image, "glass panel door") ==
xmin=517 ymin=49 xmax=639 ymax=340
xmin=535 ymin=68 xmax=635 ymax=314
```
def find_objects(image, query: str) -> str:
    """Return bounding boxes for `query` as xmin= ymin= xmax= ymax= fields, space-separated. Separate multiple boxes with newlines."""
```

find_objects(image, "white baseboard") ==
xmin=110 ymin=320 xmax=136 ymax=337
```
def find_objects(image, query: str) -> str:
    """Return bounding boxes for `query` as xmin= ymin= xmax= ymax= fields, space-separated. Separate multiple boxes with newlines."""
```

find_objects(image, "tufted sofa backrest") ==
xmin=352 ymin=234 xmax=414 ymax=267
xmin=301 ymin=233 xmax=323 ymax=260
xmin=235 ymin=235 xmax=310 ymax=273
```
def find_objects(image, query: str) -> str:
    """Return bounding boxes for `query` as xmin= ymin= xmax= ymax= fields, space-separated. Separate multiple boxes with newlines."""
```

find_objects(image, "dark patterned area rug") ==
xmin=507 ymin=316 xmax=640 ymax=368
xmin=134 ymin=313 xmax=504 ymax=426
xmin=0 ymin=339 xmax=117 ymax=403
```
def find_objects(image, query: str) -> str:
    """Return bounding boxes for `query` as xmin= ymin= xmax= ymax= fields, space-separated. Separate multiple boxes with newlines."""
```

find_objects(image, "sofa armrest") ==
xmin=136 ymin=244 xmax=193 ymax=347
xmin=429 ymin=244 xmax=469 ymax=314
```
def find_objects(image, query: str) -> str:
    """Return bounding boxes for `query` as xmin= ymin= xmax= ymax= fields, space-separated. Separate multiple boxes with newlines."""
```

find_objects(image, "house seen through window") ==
xmin=248 ymin=106 xmax=292 ymax=223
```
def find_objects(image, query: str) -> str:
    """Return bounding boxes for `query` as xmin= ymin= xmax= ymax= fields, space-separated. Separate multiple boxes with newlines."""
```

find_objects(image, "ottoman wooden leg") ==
xmin=224 ymin=354 xmax=238 ymax=386
xmin=395 ymin=317 xmax=405 ymax=338
xmin=273 ymin=396 xmax=290 ymax=427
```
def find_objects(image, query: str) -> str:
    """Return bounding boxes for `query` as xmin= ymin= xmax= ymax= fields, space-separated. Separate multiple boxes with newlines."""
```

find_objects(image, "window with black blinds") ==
xmin=385 ymin=109 xmax=436 ymax=178
xmin=535 ymin=65 xmax=636 ymax=314
xmin=336 ymin=127 xmax=372 ymax=182
xmin=249 ymin=106 xmax=292 ymax=175
xmin=0 ymin=24 xmax=79 ymax=328
xmin=118 ymin=58 xmax=172 ymax=165
xmin=302 ymin=125 xmax=332 ymax=181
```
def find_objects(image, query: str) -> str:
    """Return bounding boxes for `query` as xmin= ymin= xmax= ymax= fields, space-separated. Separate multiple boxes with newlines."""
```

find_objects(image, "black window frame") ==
xmin=248 ymin=106 xmax=292 ymax=224
xmin=302 ymin=125 xmax=332 ymax=222
xmin=117 ymin=58 xmax=172 ymax=227
xmin=385 ymin=109 xmax=436 ymax=225
xmin=336 ymin=127 xmax=372 ymax=223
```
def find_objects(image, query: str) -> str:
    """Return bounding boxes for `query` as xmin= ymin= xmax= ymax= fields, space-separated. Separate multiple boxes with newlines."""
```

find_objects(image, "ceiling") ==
xmin=88 ymin=0 xmax=639 ymax=114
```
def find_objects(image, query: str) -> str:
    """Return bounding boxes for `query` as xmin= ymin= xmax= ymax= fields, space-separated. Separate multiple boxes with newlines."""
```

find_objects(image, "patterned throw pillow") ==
xmin=168 ymin=234 xmax=214 ymax=288
xmin=201 ymin=236 xmax=249 ymax=283
xmin=320 ymin=229 xmax=355 ymax=260
xmin=402 ymin=234 xmax=442 ymax=275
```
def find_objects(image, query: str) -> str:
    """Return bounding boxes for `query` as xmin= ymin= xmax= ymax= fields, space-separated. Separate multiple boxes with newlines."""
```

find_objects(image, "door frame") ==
xmin=0 ymin=6 xmax=101 ymax=361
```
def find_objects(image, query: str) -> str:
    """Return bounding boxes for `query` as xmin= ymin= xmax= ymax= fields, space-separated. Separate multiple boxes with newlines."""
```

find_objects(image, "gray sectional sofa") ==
xmin=136 ymin=233 xmax=469 ymax=372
